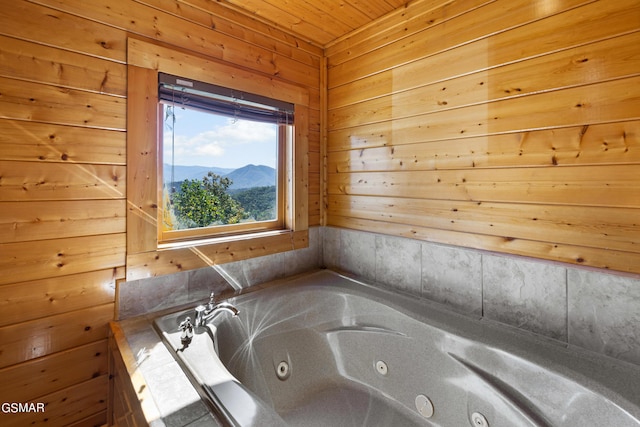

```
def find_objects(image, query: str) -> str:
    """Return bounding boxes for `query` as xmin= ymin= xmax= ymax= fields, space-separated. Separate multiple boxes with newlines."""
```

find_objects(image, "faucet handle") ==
xmin=178 ymin=316 xmax=194 ymax=344
xmin=194 ymin=305 xmax=206 ymax=327
xmin=208 ymin=291 xmax=216 ymax=306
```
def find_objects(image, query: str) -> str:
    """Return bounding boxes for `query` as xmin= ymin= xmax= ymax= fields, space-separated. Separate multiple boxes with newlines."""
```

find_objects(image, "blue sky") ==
xmin=162 ymin=105 xmax=278 ymax=169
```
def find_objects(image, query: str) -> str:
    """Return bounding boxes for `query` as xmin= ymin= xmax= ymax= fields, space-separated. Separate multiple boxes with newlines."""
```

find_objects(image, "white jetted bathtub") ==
xmin=154 ymin=269 xmax=640 ymax=426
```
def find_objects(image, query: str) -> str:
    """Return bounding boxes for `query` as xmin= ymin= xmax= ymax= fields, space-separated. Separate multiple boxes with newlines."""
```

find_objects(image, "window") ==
xmin=126 ymin=38 xmax=308 ymax=279
xmin=157 ymin=73 xmax=294 ymax=244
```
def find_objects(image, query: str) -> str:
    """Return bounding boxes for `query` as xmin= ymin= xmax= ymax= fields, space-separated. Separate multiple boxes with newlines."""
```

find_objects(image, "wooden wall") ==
xmin=1 ymin=0 xmax=638 ymax=424
xmin=0 ymin=1 xmax=321 ymax=425
xmin=326 ymin=0 xmax=640 ymax=275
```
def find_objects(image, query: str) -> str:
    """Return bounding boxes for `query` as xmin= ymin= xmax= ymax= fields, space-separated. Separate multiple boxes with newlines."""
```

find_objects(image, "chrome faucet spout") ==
xmin=194 ymin=299 xmax=239 ymax=327
xmin=211 ymin=302 xmax=240 ymax=317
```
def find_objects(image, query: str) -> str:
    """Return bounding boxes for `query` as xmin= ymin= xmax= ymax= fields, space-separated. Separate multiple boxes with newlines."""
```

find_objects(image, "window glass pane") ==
xmin=161 ymin=104 xmax=279 ymax=232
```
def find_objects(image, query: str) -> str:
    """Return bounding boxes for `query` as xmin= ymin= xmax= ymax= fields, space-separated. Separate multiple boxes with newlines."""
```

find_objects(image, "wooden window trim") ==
xmin=125 ymin=38 xmax=309 ymax=281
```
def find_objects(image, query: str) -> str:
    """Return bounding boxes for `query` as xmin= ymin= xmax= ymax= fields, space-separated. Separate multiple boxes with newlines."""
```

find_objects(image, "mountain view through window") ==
xmin=161 ymin=105 xmax=281 ymax=232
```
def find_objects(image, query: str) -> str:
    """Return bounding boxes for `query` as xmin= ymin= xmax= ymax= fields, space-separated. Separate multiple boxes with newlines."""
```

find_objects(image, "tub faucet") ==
xmin=194 ymin=291 xmax=239 ymax=327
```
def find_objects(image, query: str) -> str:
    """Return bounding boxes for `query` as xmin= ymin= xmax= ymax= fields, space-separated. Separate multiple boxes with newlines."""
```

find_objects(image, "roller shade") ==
xmin=158 ymin=73 xmax=294 ymax=124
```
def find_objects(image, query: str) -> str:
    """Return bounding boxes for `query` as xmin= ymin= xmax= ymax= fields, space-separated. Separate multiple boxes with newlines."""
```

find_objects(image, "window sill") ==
xmin=126 ymin=229 xmax=308 ymax=281
xmin=157 ymin=228 xmax=294 ymax=251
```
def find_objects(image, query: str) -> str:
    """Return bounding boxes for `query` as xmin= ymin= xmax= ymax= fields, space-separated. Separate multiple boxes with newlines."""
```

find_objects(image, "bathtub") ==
xmin=154 ymin=269 xmax=640 ymax=426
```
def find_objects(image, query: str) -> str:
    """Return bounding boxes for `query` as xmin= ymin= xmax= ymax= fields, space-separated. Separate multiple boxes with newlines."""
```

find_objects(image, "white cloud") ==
xmin=195 ymin=141 xmax=225 ymax=157
xmin=215 ymin=119 xmax=277 ymax=145
xmin=164 ymin=116 xmax=278 ymax=167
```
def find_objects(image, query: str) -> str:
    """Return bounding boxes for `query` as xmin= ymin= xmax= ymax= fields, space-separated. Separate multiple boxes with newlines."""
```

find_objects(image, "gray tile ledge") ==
xmin=113 ymin=317 xmax=223 ymax=427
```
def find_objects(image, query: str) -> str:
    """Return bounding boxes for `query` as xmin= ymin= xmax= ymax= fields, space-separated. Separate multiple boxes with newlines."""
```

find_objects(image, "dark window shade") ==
xmin=159 ymin=73 xmax=294 ymax=124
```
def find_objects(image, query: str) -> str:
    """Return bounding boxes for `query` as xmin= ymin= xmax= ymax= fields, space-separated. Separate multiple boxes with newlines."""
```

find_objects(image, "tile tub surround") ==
xmin=422 ymin=242 xmax=483 ymax=316
xmin=569 ymin=269 xmax=640 ymax=365
xmin=117 ymin=227 xmax=322 ymax=319
xmin=322 ymin=226 xmax=640 ymax=366
xmin=483 ymin=255 xmax=567 ymax=341
xmin=117 ymin=226 xmax=640 ymax=366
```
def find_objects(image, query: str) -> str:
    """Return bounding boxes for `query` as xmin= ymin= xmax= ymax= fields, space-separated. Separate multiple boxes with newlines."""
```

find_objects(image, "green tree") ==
xmin=172 ymin=172 xmax=247 ymax=228
xmin=232 ymin=186 xmax=276 ymax=221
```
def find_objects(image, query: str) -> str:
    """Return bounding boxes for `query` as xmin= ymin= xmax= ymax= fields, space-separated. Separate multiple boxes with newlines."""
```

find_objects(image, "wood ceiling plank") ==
xmin=212 ymin=0 xmax=413 ymax=46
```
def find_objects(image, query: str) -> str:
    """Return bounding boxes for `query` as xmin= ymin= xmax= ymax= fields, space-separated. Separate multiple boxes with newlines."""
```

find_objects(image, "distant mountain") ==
xmin=225 ymin=164 xmax=275 ymax=189
xmin=164 ymin=163 xmax=275 ymax=190
xmin=163 ymin=164 xmax=235 ymax=182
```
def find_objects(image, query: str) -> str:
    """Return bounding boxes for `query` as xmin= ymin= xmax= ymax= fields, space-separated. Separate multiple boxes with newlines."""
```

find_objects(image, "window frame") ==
xmin=157 ymin=102 xmax=289 ymax=243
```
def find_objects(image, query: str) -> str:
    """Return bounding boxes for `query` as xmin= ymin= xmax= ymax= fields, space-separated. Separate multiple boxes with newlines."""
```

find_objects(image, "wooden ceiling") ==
xmin=215 ymin=0 xmax=413 ymax=46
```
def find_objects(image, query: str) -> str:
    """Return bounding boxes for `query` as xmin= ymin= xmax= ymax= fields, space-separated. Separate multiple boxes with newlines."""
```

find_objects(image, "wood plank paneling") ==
xmin=136 ymin=0 xmax=319 ymax=62
xmin=0 ymin=4 xmax=129 ymax=425
xmin=0 ymin=268 xmax=121 ymax=327
xmin=0 ymin=35 xmax=127 ymax=96
xmin=329 ymin=165 xmax=640 ymax=208
xmin=126 ymin=38 xmax=310 ymax=106
xmin=0 ymin=161 xmax=125 ymax=201
xmin=329 ymin=76 xmax=640 ymax=133
xmin=326 ymin=0 xmax=493 ymax=64
xmin=329 ymin=0 xmax=640 ymax=88
xmin=0 ymin=200 xmax=124 ymax=243
xmin=327 ymin=0 xmax=640 ymax=274
xmin=0 ymin=234 xmax=126 ymax=285
xmin=328 ymin=121 xmax=640 ymax=170
xmin=68 ymin=410 xmax=109 ymax=427
xmin=329 ymin=77 xmax=640 ymax=152
xmin=329 ymin=32 xmax=640 ymax=128
xmin=0 ymin=340 xmax=108 ymax=403
xmin=0 ymin=119 xmax=126 ymax=165
xmin=166 ymin=0 xmax=322 ymax=58
xmin=211 ymin=0 xmax=347 ymax=48
xmin=214 ymin=0 xmax=402 ymax=46
xmin=0 ymin=1 xmax=127 ymax=62
xmin=0 ymin=303 xmax=113 ymax=368
xmin=329 ymin=0 xmax=639 ymax=108
xmin=169 ymin=0 xmax=416 ymax=48
xmin=0 ymin=77 xmax=125 ymax=130
xmin=36 ymin=0 xmax=319 ymax=87
xmin=0 ymin=375 xmax=109 ymax=427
